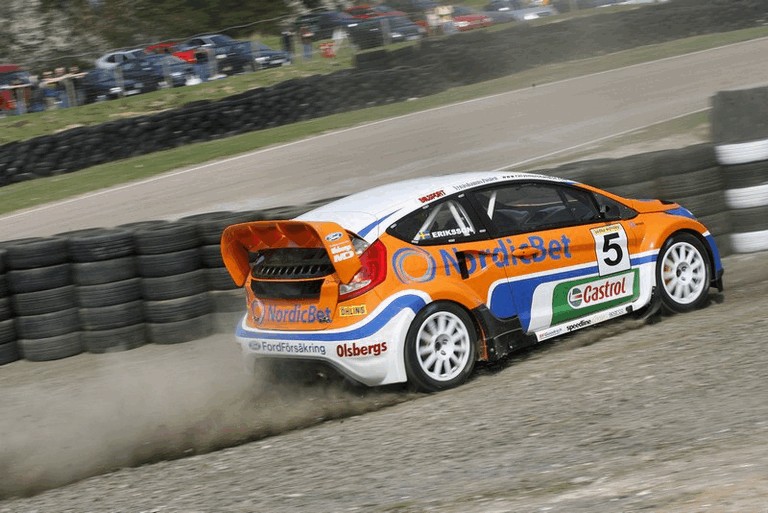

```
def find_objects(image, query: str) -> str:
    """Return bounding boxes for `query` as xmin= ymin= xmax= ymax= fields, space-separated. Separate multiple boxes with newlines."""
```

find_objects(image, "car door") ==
xmin=386 ymin=192 xmax=516 ymax=313
xmin=467 ymin=180 xmax=640 ymax=336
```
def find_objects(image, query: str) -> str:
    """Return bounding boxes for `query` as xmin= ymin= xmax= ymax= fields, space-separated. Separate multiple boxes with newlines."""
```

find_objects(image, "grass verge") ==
xmin=1 ymin=27 xmax=766 ymax=216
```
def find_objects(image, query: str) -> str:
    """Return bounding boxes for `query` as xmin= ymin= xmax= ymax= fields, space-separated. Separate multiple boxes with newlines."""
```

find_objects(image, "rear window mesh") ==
xmin=250 ymin=248 xmax=334 ymax=279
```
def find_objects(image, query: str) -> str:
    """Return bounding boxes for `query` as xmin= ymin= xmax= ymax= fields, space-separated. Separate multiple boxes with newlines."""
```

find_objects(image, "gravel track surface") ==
xmin=1 ymin=252 xmax=766 ymax=512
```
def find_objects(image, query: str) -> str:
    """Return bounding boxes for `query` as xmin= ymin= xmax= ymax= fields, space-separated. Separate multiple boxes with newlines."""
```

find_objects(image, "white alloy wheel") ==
xmin=404 ymin=302 xmax=477 ymax=392
xmin=657 ymin=233 xmax=711 ymax=313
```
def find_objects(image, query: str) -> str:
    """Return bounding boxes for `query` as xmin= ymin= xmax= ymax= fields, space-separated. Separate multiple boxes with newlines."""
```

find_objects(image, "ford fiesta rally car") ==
xmin=221 ymin=172 xmax=724 ymax=392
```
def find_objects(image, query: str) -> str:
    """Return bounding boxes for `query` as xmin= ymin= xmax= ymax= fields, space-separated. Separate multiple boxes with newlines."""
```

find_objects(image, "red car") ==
xmin=346 ymin=4 xmax=408 ymax=19
xmin=145 ymin=43 xmax=198 ymax=64
xmin=0 ymin=64 xmax=31 ymax=113
xmin=451 ymin=5 xmax=494 ymax=31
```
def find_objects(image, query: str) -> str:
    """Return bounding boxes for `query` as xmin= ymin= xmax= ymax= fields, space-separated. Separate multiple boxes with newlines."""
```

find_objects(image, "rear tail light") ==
xmin=338 ymin=239 xmax=387 ymax=301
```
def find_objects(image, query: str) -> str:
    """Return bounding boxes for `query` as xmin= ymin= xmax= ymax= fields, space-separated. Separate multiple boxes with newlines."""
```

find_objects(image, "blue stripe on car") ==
xmin=359 ymin=210 xmax=399 ymax=238
xmin=665 ymin=206 xmax=696 ymax=219
xmin=237 ymin=294 xmax=427 ymax=342
xmin=490 ymin=254 xmax=656 ymax=330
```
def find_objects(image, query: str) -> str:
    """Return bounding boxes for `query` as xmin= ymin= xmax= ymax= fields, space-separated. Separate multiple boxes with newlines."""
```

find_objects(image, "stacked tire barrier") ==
xmin=0 ymin=248 xmax=19 ymax=365
xmin=64 ymin=227 xmax=144 ymax=353
xmin=3 ymin=0 xmax=768 ymax=186
xmin=5 ymin=237 xmax=82 ymax=362
xmin=712 ymin=86 xmax=768 ymax=254
xmin=0 ymin=143 xmax=751 ymax=367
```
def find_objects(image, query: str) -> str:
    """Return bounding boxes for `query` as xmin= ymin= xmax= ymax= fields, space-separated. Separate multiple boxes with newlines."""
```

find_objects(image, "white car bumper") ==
xmin=235 ymin=292 xmax=430 ymax=386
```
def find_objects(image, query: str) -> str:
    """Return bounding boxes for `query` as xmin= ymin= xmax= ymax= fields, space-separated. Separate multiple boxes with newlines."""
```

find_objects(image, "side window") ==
xmin=592 ymin=192 xmax=637 ymax=221
xmin=388 ymin=198 xmax=483 ymax=245
xmin=471 ymin=183 xmax=601 ymax=236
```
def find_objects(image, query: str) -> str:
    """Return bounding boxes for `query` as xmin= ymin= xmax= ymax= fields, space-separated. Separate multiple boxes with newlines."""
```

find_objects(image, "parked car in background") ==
xmin=252 ymin=42 xmax=291 ymax=68
xmin=177 ymin=34 xmax=254 ymax=74
xmin=79 ymin=55 xmax=195 ymax=103
xmin=0 ymin=64 xmax=32 ymax=113
xmin=78 ymin=68 xmax=148 ymax=104
xmin=384 ymin=0 xmax=438 ymax=14
xmin=484 ymin=0 xmax=558 ymax=19
xmin=129 ymin=54 xmax=196 ymax=88
xmin=95 ymin=49 xmax=146 ymax=69
xmin=450 ymin=5 xmax=494 ymax=31
xmin=349 ymin=15 xmax=424 ymax=49
xmin=294 ymin=10 xmax=360 ymax=40
xmin=345 ymin=4 xmax=408 ymax=19
xmin=145 ymin=42 xmax=198 ymax=64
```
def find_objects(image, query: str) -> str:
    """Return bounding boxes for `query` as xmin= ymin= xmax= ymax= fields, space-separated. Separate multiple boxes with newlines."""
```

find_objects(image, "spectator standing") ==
xmin=281 ymin=30 xmax=295 ymax=63
xmin=300 ymin=25 xmax=314 ymax=60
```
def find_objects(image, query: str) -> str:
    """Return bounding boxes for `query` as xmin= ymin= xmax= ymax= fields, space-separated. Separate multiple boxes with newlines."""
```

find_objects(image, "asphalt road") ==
xmin=2 ymin=37 xmax=768 ymax=240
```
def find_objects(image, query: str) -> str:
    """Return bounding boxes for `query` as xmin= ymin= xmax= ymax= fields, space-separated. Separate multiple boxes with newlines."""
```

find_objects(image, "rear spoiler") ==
xmin=220 ymin=220 xmax=362 ymax=287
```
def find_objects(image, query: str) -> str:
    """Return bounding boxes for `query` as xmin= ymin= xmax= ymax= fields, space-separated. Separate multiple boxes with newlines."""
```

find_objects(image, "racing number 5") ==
xmin=591 ymin=224 xmax=631 ymax=276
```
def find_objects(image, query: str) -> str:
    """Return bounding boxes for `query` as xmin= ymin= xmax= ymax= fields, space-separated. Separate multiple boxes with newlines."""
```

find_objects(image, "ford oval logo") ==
xmin=325 ymin=231 xmax=343 ymax=242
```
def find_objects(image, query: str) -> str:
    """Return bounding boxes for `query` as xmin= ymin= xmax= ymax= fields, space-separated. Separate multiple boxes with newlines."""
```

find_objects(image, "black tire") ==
xmin=72 ymin=257 xmax=137 ymax=286
xmin=2 ymin=237 xmax=68 ymax=270
xmin=656 ymin=232 xmax=711 ymax=314
xmin=82 ymin=323 xmax=146 ymax=353
xmin=146 ymin=314 xmax=214 ymax=344
xmin=78 ymin=300 xmax=144 ymax=331
xmin=403 ymin=301 xmax=477 ymax=392
xmin=209 ymin=290 xmax=245 ymax=312
xmin=0 ymin=341 xmax=20 ymax=365
xmin=133 ymin=222 xmax=200 ymax=255
xmin=58 ymin=227 xmax=135 ymax=262
xmin=178 ymin=211 xmax=261 ymax=245
xmin=729 ymin=204 xmax=768 ymax=233
xmin=17 ymin=332 xmax=83 ymax=361
xmin=674 ymin=191 xmax=727 ymax=219
xmin=0 ymin=318 xmax=16 ymax=344
xmin=200 ymin=244 xmax=225 ymax=268
xmin=137 ymin=248 xmax=200 ymax=278
xmin=0 ymin=274 xmax=7 ymax=298
xmin=6 ymin=263 xmax=72 ymax=294
xmin=143 ymin=292 xmax=212 ymax=324
xmin=140 ymin=269 xmax=207 ymax=301
xmin=656 ymin=167 xmax=723 ymax=198
xmin=11 ymin=285 xmax=76 ymax=316
xmin=76 ymin=278 xmax=142 ymax=308
xmin=0 ymin=297 xmax=11 ymax=321
xmin=15 ymin=308 xmax=80 ymax=339
xmin=205 ymin=266 xmax=239 ymax=290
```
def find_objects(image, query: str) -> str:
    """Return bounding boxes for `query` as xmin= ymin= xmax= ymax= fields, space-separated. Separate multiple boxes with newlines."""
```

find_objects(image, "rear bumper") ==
xmin=235 ymin=292 xmax=430 ymax=386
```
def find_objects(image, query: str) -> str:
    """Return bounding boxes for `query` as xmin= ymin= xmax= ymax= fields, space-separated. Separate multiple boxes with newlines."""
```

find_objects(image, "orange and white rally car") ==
xmin=221 ymin=172 xmax=724 ymax=391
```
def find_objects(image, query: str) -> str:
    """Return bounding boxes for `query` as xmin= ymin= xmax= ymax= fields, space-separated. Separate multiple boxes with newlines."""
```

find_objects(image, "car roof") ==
xmin=297 ymin=171 xmax=570 ymax=240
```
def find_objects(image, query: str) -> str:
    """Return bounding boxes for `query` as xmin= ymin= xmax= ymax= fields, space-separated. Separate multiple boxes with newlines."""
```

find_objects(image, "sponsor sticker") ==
xmin=439 ymin=234 xmax=572 ymax=279
xmin=331 ymin=242 xmax=355 ymax=263
xmin=325 ymin=231 xmax=344 ymax=242
xmin=419 ymin=190 xmax=446 ymax=203
xmin=339 ymin=305 xmax=367 ymax=317
xmin=336 ymin=341 xmax=388 ymax=358
xmin=248 ymin=340 xmax=327 ymax=356
xmin=551 ymin=270 xmax=638 ymax=325
xmin=251 ymin=302 xmax=333 ymax=325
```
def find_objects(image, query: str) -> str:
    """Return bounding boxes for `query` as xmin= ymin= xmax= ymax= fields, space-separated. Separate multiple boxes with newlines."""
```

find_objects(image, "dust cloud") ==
xmin=0 ymin=334 xmax=410 ymax=499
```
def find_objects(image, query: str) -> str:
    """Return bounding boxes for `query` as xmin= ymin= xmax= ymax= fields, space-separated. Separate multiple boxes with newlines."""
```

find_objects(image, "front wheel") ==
xmin=657 ymin=232 xmax=711 ymax=314
xmin=404 ymin=302 xmax=477 ymax=392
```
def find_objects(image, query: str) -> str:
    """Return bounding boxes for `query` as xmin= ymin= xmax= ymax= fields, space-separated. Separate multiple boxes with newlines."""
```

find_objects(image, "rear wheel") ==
xmin=657 ymin=232 xmax=711 ymax=314
xmin=404 ymin=302 xmax=477 ymax=392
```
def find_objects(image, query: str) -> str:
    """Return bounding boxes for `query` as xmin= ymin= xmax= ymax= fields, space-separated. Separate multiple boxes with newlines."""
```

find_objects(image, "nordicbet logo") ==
xmin=252 ymin=302 xmax=332 ymax=324
xmin=567 ymin=273 xmax=635 ymax=309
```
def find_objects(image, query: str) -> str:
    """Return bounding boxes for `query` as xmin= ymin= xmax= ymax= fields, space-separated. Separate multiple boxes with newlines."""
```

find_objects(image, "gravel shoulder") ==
xmin=0 ymin=250 xmax=767 ymax=512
